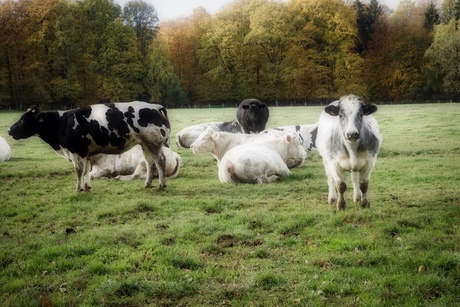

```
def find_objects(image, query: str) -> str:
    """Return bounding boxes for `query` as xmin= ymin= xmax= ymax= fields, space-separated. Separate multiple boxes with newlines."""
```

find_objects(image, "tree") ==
xmin=424 ymin=1 xmax=440 ymax=30
xmin=123 ymin=0 xmax=159 ymax=58
xmin=146 ymin=36 xmax=188 ymax=107
xmin=425 ymin=19 xmax=460 ymax=99
xmin=354 ymin=0 xmax=383 ymax=54
xmin=97 ymin=18 xmax=145 ymax=102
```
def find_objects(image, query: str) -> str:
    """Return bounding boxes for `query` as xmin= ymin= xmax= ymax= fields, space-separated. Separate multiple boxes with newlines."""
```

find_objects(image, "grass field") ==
xmin=0 ymin=103 xmax=459 ymax=306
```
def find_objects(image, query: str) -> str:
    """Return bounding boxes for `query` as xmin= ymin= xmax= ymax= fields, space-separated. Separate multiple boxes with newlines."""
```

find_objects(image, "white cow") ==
xmin=218 ymin=133 xmax=306 ymax=184
xmin=316 ymin=95 xmax=382 ymax=210
xmin=190 ymin=127 xmax=272 ymax=163
xmin=0 ymin=136 xmax=11 ymax=161
xmin=260 ymin=123 xmax=318 ymax=152
xmin=175 ymin=119 xmax=242 ymax=148
xmin=89 ymin=145 xmax=181 ymax=180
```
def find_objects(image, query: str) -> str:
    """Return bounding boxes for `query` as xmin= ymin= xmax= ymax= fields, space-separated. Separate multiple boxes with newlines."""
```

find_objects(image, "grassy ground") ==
xmin=0 ymin=103 xmax=459 ymax=306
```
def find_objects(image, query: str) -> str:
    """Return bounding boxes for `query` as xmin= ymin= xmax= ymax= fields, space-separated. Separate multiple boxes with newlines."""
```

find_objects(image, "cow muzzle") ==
xmin=346 ymin=132 xmax=360 ymax=141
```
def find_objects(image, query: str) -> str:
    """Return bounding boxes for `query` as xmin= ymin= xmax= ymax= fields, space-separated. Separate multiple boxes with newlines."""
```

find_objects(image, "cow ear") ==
xmin=363 ymin=104 xmax=377 ymax=116
xmin=37 ymin=112 xmax=47 ymax=123
xmin=284 ymin=133 xmax=293 ymax=144
xmin=325 ymin=105 xmax=340 ymax=116
xmin=211 ymin=132 xmax=219 ymax=141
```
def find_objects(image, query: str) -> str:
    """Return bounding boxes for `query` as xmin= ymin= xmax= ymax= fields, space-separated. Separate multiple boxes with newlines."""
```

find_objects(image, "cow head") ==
xmin=324 ymin=95 xmax=377 ymax=142
xmin=190 ymin=127 xmax=216 ymax=154
xmin=8 ymin=106 xmax=47 ymax=140
xmin=282 ymin=133 xmax=307 ymax=168
xmin=236 ymin=98 xmax=270 ymax=134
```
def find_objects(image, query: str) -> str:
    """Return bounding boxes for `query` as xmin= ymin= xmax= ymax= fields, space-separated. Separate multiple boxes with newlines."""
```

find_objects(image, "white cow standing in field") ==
xmin=316 ymin=94 xmax=382 ymax=210
xmin=260 ymin=123 xmax=318 ymax=152
xmin=218 ymin=133 xmax=306 ymax=184
xmin=89 ymin=145 xmax=182 ymax=180
xmin=0 ymin=136 xmax=11 ymax=161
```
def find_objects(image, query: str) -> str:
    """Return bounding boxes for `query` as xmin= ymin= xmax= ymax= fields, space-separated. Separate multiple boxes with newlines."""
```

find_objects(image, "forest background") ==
xmin=0 ymin=0 xmax=459 ymax=110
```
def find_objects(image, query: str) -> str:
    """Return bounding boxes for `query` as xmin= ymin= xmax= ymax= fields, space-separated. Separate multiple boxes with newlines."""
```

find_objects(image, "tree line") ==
xmin=0 ymin=0 xmax=459 ymax=109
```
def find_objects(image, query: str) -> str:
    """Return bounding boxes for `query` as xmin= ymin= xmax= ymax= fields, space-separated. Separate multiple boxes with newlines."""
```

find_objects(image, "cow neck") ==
xmin=38 ymin=111 xmax=61 ymax=151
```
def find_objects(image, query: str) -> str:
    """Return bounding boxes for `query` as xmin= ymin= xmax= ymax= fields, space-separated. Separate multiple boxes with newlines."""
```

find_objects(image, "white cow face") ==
xmin=324 ymin=95 xmax=377 ymax=142
xmin=190 ymin=127 xmax=216 ymax=154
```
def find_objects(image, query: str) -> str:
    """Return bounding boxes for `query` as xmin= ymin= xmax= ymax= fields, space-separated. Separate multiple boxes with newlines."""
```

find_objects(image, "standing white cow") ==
xmin=90 ymin=145 xmax=181 ymax=180
xmin=316 ymin=95 xmax=382 ymax=210
xmin=0 ymin=136 xmax=11 ymax=161
xmin=218 ymin=133 xmax=306 ymax=184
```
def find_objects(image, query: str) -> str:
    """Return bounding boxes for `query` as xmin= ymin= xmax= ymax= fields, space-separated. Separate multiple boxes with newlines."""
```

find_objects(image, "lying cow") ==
xmin=316 ymin=94 xmax=382 ymax=210
xmin=175 ymin=119 xmax=242 ymax=148
xmin=260 ymin=123 xmax=318 ymax=152
xmin=236 ymin=98 xmax=269 ymax=134
xmin=190 ymin=127 xmax=304 ymax=168
xmin=0 ymin=136 xmax=11 ymax=161
xmin=218 ymin=133 xmax=306 ymax=184
xmin=90 ymin=145 xmax=181 ymax=180
xmin=8 ymin=102 xmax=171 ymax=191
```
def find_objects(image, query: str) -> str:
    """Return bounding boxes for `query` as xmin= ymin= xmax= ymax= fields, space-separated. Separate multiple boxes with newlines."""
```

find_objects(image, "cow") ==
xmin=0 ymin=136 xmax=11 ymax=162
xmin=260 ymin=123 xmax=318 ymax=152
xmin=218 ymin=133 xmax=306 ymax=184
xmin=175 ymin=119 xmax=242 ymax=148
xmin=236 ymin=98 xmax=269 ymax=134
xmin=8 ymin=101 xmax=171 ymax=191
xmin=90 ymin=145 xmax=182 ymax=180
xmin=316 ymin=94 xmax=382 ymax=210
xmin=190 ymin=127 xmax=304 ymax=168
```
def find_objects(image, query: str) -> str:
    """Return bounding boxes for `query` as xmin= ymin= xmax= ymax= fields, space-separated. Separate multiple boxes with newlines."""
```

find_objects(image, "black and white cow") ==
xmin=316 ymin=95 xmax=382 ymax=210
xmin=8 ymin=101 xmax=171 ymax=191
xmin=0 ymin=136 xmax=11 ymax=162
xmin=236 ymin=98 xmax=269 ymax=134
xmin=175 ymin=119 xmax=242 ymax=148
xmin=260 ymin=124 xmax=318 ymax=152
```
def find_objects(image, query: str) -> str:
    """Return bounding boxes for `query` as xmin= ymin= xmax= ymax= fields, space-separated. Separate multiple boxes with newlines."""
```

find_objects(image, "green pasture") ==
xmin=0 ymin=103 xmax=459 ymax=306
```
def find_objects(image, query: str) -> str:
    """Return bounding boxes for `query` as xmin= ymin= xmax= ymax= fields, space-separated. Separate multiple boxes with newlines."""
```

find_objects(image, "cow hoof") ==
xmin=157 ymin=185 xmax=166 ymax=191
xmin=361 ymin=200 xmax=370 ymax=208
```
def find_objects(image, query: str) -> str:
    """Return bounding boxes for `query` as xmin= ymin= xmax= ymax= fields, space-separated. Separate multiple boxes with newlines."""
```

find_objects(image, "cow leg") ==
xmin=336 ymin=181 xmax=347 ymax=210
xmin=142 ymin=145 xmax=166 ymax=190
xmin=72 ymin=155 xmax=90 ymax=192
xmin=329 ymin=163 xmax=347 ymax=210
xmin=351 ymin=171 xmax=361 ymax=203
xmin=358 ymin=161 xmax=375 ymax=208
xmin=83 ymin=158 xmax=92 ymax=191
xmin=322 ymin=159 xmax=337 ymax=204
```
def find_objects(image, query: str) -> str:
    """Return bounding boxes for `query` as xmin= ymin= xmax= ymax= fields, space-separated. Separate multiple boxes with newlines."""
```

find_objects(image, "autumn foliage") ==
xmin=0 ymin=0 xmax=458 ymax=109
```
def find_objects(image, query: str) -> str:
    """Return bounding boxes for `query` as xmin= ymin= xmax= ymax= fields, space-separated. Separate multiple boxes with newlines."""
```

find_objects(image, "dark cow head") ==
xmin=324 ymin=95 xmax=377 ymax=141
xmin=236 ymin=98 xmax=269 ymax=134
xmin=8 ymin=106 xmax=47 ymax=140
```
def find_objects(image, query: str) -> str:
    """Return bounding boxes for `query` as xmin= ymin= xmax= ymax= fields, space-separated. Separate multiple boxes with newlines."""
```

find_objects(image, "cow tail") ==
xmin=159 ymin=107 xmax=171 ymax=148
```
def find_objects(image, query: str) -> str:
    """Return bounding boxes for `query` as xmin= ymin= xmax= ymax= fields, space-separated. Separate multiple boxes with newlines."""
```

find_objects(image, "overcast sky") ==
xmin=115 ymin=0 xmax=413 ymax=22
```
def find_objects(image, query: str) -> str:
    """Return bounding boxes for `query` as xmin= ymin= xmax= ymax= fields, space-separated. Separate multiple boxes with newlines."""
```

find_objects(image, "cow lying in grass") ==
xmin=90 ymin=145 xmax=181 ymax=180
xmin=218 ymin=133 xmax=306 ymax=184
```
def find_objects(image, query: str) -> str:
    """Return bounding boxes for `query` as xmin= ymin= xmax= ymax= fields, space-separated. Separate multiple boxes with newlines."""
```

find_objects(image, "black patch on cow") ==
xmin=138 ymin=108 xmax=170 ymax=129
xmin=309 ymin=126 xmax=318 ymax=151
xmin=125 ymin=106 xmax=140 ymax=133
xmin=105 ymin=105 xmax=130 ymax=149
xmin=358 ymin=127 xmax=380 ymax=155
xmin=217 ymin=120 xmax=243 ymax=133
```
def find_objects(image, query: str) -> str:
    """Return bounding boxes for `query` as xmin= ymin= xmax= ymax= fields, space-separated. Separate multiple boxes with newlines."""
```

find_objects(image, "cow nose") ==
xmin=346 ymin=132 xmax=360 ymax=140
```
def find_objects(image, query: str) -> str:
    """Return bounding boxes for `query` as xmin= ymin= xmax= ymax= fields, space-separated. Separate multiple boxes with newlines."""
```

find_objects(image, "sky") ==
xmin=115 ymin=0 xmax=412 ymax=22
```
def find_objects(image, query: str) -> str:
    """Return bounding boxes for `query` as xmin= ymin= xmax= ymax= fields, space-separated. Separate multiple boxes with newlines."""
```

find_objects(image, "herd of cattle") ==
xmin=4 ymin=95 xmax=382 ymax=210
